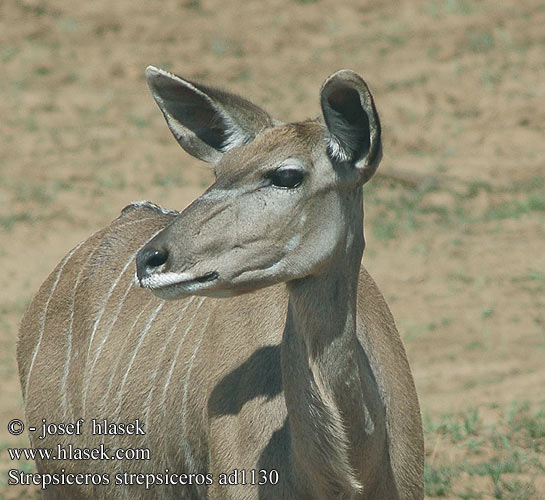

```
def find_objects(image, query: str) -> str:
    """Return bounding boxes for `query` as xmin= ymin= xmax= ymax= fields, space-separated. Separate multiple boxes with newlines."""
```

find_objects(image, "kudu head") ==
xmin=136 ymin=66 xmax=382 ymax=299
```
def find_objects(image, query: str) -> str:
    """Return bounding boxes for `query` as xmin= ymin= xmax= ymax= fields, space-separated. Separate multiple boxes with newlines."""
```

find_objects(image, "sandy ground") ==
xmin=1 ymin=0 xmax=544 ymax=498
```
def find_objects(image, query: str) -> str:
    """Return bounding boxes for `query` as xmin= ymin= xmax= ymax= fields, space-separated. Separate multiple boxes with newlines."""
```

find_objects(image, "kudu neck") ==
xmin=285 ymin=189 xmax=364 ymax=356
xmin=280 ymin=190 xmax=377 ymax=496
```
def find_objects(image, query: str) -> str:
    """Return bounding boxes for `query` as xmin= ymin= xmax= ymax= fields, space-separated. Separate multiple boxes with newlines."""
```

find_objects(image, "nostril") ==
xmin=136 ymin=246 xmax=169 ymax=281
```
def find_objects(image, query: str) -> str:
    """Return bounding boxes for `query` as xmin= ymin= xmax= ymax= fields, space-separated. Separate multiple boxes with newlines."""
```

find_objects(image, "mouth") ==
xmin=138 ymin=270 xmax=220 ymax=299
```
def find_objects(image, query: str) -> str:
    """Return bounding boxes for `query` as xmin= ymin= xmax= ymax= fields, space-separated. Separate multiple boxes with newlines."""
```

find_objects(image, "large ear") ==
xmin=320 ymin=70 xmax=382 ymax=184
xmin=146 ymin=66 xmax=274 ymax=164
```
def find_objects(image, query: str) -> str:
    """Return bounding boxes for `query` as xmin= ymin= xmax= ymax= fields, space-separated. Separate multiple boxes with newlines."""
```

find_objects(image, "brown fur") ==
xmin=17 ymin=69 xmax=424 ymax=499
xmin=18 ymin=203 xmax=423 ymax=499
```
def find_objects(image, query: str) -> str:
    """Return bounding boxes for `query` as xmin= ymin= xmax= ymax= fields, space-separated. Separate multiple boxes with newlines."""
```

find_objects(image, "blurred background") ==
xmin=1 ymin=0 xmax=544 ymax=498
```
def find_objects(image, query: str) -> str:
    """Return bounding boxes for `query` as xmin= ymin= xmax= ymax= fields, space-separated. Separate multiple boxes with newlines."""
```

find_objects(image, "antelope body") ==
xmin=18 ymin=67 xmax=424 ymax=499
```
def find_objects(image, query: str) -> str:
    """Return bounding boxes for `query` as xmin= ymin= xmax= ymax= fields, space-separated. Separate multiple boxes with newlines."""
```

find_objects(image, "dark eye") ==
xmin=268 ymin=168 xmax=305 ymax=189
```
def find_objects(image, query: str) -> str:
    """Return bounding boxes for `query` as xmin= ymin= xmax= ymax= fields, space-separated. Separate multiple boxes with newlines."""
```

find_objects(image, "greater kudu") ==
xmin=18 ymin=67 xmax=424 ymax=499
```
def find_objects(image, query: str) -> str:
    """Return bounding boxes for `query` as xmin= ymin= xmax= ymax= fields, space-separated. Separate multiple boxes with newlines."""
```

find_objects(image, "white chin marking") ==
xmin=140 ymin=271 xmax=228 ymax=300
xmin=148 ymin=284 xmax=193 ymax=300
xmin=141 ymin=271 xmax=197 ymax=289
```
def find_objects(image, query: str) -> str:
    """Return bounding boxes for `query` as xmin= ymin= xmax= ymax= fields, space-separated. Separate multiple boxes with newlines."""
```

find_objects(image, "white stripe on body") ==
xmin=81 ymin=222 xmax=164 ymax=414
xmin=84 ymin=221 xmax=163 ymax=367
xmin=143 ymin=297 xmax=197 ymax=431
xmin=179 ymin=310 xmax=211 ymax=473
xmin=112 ymin=300 xmax=165 ymax=489
xmin=92 ymin=297 xmax=153 ymax=418
xmin=25 ymin=242 xmax=85 ymax=408
xmin=114 ymin=301 xmax=165 ymax=419
xmin=81 ymin=277 xmax=134 ymax=417
xmin=61 ymin=244 xmax=105 ymax=422
xmin=161 ymin=297 xmax=206 ymax=472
